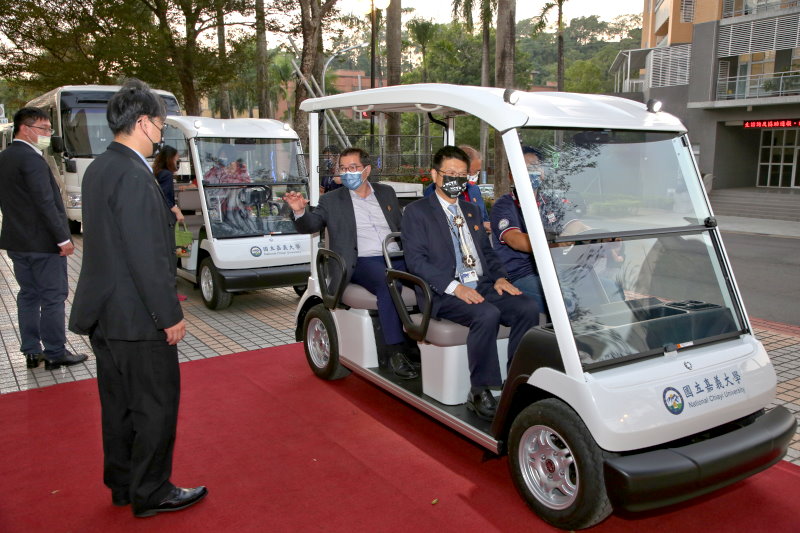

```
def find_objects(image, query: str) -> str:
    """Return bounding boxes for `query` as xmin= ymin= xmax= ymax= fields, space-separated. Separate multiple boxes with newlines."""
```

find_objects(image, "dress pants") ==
xmin=434 ymin=278 xmax=539 ymax=387
xmin=8 ymin=251 xmax=68 ymax=359
xmin=350 ymin=256 xmax=406 ymax=346
xmin=90 ymin=326 xmax=180 ymax=508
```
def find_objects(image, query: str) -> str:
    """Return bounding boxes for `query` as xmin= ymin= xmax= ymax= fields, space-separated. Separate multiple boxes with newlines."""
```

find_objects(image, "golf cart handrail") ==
xmin=315 ymin=246 xmax=347 ymax=311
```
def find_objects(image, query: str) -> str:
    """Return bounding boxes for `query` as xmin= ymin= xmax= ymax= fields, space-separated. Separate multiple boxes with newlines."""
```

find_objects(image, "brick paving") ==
xmin=0 ymin=234 xmax=798 ymax=466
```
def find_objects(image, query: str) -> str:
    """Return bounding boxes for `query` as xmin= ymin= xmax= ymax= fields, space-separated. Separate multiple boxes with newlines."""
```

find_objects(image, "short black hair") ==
xmin=106 ymin=78 xmax=166 ymax=135
xmin=322 ymin=144 xmax=341 ymax=155
xmin=432 ymin=145 xmax=469 ymax=171
xmin=522 ymin=145 xmax=545 ymax=162
xmin=339 ymin=147 xmax=370 ymax=167
xmin=13 ymin=107 xmax=49 ymax=137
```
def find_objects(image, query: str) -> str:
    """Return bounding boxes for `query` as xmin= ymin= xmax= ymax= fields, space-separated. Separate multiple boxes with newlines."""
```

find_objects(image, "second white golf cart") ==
xmin=293 ymin=84 xmax=795 ymax=529
xmin=164 ymin=117 xmax=311 ymax=309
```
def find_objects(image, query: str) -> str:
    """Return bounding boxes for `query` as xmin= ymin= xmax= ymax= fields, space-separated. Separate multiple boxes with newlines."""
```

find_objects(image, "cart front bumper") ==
xmin=604 ymin=406 xmax=796 ymax=512
xmin=218 ymin=263 xmax=310 ymax=292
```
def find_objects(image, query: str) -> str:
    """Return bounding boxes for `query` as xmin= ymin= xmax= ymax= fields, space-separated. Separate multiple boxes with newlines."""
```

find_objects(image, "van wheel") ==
xmin=293 ymin=284 xmax=307 ymax=297
xmin=303 ymin=304 xmax=349 ymax=380
xmin=68 ymin=219 xmax=81 ymax=234
xmin=508 ymin=399 xmax=612 ymax=530
xmin=199 ymin=257 xmax=232 ymax=310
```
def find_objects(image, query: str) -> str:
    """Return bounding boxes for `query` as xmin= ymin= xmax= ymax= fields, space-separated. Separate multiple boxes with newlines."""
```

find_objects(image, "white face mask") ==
xmin=35 ymin=135 xmax=51 ymax=151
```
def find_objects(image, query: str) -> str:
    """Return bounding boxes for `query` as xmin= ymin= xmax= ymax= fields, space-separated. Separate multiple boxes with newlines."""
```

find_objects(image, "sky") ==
xmin=336 ymin=0 xmax=644 ymax=24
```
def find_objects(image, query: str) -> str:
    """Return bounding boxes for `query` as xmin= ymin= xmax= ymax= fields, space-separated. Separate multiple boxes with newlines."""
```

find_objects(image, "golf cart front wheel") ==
xmin=199 ymin=257 xmax=233 ymax=310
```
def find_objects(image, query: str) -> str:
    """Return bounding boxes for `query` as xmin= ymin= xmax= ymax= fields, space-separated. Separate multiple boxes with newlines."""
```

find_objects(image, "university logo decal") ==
xmin=663 ymin=387 xmax=684 ymax=415
xmin=250 ymin=246 xmax=262 ymax=257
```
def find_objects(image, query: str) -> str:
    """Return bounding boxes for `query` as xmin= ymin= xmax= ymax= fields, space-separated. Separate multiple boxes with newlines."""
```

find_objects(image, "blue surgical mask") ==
xmin=341 ymin=171 xmax=364 ymax=190
xmin=529 ymin=171 xmax=542 ymax=189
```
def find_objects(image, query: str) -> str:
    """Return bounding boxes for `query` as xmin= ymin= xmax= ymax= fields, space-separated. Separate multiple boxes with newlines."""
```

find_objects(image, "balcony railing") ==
xmin=723 ymin=0 xmax=799 ymax=18
xmin=717 ymin=70 xmax=800 ymax=99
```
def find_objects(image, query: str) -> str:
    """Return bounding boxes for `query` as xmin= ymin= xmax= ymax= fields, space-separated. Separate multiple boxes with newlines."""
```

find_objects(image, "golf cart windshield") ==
xmin=196 ymin=137 xmax=308 ymax=238
xmin=518 ymin=129 xmax=745 ymax=369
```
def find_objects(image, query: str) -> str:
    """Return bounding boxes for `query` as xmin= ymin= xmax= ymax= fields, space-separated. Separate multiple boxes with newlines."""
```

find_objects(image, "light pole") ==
xmin=322 ymin=42 xmax=368 ymax=96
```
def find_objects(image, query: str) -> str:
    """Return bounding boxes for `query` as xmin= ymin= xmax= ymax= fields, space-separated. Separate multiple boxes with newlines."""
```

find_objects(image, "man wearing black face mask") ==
xmin=402 ymin=146 xmax=539 ymax=421
xmin=70 ymin=79 xmax=206 ymax=518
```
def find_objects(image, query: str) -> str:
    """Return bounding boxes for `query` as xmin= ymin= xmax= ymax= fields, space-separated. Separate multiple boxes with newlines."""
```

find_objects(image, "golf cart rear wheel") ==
xmin=303 ymin=304 xmax=349 ymax=380
xmin=509 ymin=398 xmax=612 ymax=530
xmin=199 ymin=257 xmax=233 ymax=310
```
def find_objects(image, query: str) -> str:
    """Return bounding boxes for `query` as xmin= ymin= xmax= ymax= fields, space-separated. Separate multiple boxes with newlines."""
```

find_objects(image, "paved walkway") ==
xmin=0 ymin=233 xmax=798 ymax=467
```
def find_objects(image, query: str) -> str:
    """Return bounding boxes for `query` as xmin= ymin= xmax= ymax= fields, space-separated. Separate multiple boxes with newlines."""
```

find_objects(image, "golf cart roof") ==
xmin=165 ymin=116 xmax=299 ymax=140
xmin=300 ymin=83 xmax=686 ymax=134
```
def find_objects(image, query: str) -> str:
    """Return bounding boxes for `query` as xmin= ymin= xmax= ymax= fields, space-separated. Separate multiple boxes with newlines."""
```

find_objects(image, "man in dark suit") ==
xmin=0 ymin=107 xmax=87 ymax=370
xmin=69 ymin=79 xmax=206 ymax=518
xmin=283 ymin=147 xmax=417 ymax=379
xmin=402 ymin=146 xmax=539 ymax=420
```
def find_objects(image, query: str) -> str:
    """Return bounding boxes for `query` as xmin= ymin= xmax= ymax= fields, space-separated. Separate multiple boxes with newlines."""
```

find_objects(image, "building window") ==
xmin=758 ymin=128 xmax=799 ymax=187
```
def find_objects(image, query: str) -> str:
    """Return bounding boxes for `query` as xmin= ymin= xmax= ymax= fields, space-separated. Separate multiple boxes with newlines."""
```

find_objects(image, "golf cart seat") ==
xmin=176 ymin=189 xmax=205 ymax=238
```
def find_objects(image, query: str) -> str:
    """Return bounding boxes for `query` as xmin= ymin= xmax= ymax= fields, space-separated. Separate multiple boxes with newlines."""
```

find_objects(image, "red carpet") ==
xmin=0 ymin=343 xmax=798 ymax=532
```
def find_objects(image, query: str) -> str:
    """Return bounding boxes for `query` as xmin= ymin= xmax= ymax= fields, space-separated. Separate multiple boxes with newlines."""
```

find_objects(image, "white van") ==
xmin=165 ymin=116 xmax=311 ymax=310
xmin=293 ymin=84 xmax=796 ymax=529
xmin=25 ymin=85 xmax=181 ymax=233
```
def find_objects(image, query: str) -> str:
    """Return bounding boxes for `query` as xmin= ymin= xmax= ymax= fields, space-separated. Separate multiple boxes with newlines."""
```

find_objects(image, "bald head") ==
xmin=458 ymin=145 xmax=481 ymax=176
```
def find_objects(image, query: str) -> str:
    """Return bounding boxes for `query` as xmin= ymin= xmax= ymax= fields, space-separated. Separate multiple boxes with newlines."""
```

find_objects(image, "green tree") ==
xmin=534 ymin=0 xmax=569 ymax=91
xmin=564 ymin=60 xmax=605 ymax=93
xmin=407 ymin=18 xmax=436 ymax=83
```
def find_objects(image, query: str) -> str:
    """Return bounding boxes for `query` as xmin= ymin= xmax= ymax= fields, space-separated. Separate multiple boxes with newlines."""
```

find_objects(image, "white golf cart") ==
xmin=164 ymin=116 xmax=311 ymax=309
xmin=293 ymin=84 xmax=796 ymax=529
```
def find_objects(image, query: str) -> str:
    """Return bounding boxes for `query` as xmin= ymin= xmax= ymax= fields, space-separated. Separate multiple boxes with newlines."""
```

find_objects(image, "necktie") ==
xmin=447 ymin=204 xmax=477 ymax=288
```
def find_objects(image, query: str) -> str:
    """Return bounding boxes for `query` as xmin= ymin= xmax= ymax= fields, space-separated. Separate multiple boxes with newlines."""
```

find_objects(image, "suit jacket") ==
xmin=0 ymin=140 xmax=70 ymax=253
xmin=402 ymin=192 xmax=508 ymax=317
xmin=69 ymin=142 xmax=183 ymax=341
xmin=292 ymin=182 xmax=402 ymax=285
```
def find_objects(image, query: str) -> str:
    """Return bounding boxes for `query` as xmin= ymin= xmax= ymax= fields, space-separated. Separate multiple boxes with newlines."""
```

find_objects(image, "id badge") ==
xmin=459 ymin=270 xmax=478 ymax=284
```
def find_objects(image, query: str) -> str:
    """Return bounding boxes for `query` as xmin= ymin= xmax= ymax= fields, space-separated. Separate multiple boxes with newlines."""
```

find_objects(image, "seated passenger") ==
xmin=424 ymin=144 xmax=490 ymax=232
xmin=203 ymin=145 xmax=252 ymax=184
xmin=283 ymin=148 xmax=418 ymax=380
xmin=319 ymin=144 xmax=342 ymax=195
xmin=402 ymin=146 xmax=539 ymax=421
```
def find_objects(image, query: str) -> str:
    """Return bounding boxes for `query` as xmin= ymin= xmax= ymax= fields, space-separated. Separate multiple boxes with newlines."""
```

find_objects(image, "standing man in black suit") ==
xmin=69 ymin=79 xmax=206 ymax=518
xmin=0 ymin=107 xmax=87 ymax=370
xmin=402 ymin=146 xmax=539 ymax=420
xmin=283 ymin=147 xmax=418 ymax=379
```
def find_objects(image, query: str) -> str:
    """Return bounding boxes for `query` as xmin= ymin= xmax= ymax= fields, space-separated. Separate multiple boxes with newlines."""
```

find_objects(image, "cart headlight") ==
xmin=67 ymin=192 xmax=82 ymax=208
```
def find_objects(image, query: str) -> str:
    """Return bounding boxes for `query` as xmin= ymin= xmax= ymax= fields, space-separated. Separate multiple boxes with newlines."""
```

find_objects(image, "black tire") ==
xmin=303 ymin=304 xmax=349 ymax=380
xmin=198 ymin=257 xmax=233 ymax=310
xmin=508 ymin=398 xmax=612 ymax=530
xmin=293 ymin=284 xmax=307 ymax=297
xmin=68 ymin=219 xmax=81 ymax=234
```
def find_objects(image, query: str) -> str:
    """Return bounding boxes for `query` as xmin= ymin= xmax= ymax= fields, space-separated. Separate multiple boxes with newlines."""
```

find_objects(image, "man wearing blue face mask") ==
xmin=490 ymin=146 xmax=548 ymax=312
xmin=284 ymin=147 xmax=418 ymax=380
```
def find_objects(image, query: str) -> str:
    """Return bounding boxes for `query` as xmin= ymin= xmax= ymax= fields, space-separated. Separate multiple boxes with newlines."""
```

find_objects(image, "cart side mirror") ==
xmin=50 ymin=136 xmax=64 ymax=154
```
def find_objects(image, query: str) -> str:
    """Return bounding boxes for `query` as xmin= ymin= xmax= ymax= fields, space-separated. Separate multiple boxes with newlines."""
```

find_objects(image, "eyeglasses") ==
xmin=437 ymin=168 xmax=469 ymax=178
xmin=27 ymin=124 xmax=54 ymax=136
xmin=339 ymin=164 xmax=364 ymax=173
xmin=148 ymin=118 xmax=165 ymax=132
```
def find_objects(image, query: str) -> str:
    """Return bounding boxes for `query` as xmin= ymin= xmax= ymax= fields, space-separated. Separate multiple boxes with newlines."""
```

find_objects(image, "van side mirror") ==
xmin=65 ymin=159 xmax=77 ymax=173
xmin=50 ymin=136 xmax=65 ymax=154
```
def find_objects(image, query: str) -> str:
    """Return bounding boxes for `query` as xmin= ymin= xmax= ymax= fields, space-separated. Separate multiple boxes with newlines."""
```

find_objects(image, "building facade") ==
xmin=612 ymin=0 xmax=800 ymax=190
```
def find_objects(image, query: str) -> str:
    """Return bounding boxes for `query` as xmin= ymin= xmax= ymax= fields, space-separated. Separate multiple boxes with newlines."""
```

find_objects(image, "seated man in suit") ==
xmin=423 ymin=144 xmax=490 ymax=232
xmin=402 ymin=146 xmax=540 ymax=420
xmin=283 ymin=148 xmax=418 ymax=380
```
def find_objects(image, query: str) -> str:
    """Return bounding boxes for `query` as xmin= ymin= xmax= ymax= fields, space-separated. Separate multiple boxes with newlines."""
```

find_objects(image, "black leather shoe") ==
xmin=44 ymin=351 xmax=88 ymax=370
xmin=133 ymin=486 xmax=208 ymax=518
xmin=388 ymin=352 xmax=419 ymax=380
xmin=24 ymin=352 xmax=42 ymax=369
xmin=467 ymin=387 xmax=498 ymax=421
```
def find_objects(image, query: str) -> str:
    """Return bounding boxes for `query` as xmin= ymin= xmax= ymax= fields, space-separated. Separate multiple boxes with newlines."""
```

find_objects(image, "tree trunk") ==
xmin=480 ymin=12 xmax=491 ymax=183
xmin=216 ymin=3 xmax=232 ymax=119
xmin=386 ymin=0 xmax=402 ymax=170
xmin=557 ymin=4 xmax=564 ymax=91
xmin=255 ymin=0 xmax=270 ymax=118
xmin=494 ymin=0 xmax=515 ymax=197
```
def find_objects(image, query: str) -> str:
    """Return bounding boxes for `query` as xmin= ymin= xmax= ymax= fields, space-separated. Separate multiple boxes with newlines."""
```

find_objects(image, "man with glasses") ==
xmin=70 ymin=79 xmax=206 ymax=518
xmin=283 ymin=147 xmax=419 ymax=380
xmin=423 ymin=144 xmax=490 ymax=231
xmin=0 ymin=107 xmax=87 ymax=370
xmin=402 ymin=146 xmax=539 ymax=421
